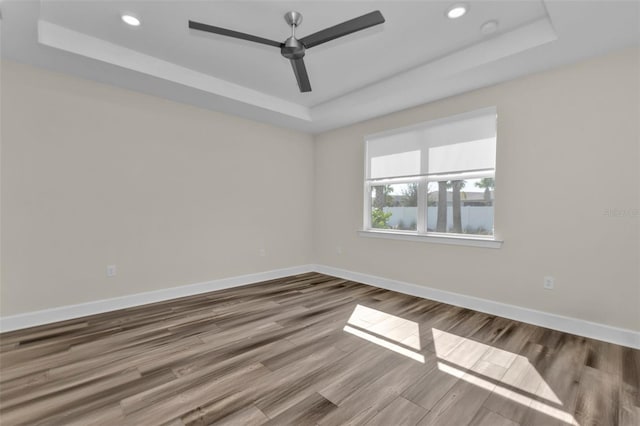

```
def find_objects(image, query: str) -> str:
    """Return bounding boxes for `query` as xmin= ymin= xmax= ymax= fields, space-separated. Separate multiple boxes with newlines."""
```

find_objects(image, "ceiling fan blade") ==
xmin=290 ymin=58 xmax=312 ymax=92
xmin=300 ymin=10 xmax=385 ymax=49
xmin=188 ymin=20 xmax=282 ymax=48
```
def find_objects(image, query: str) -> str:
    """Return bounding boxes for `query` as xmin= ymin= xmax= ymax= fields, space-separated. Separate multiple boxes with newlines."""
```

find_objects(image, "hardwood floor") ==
xmin=0 ymin=272 xmax=638 ymax=425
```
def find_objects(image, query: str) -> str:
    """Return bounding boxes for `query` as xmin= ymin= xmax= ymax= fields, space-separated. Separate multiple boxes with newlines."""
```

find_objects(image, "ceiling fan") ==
xmin=188 ymin=10 xmax=385 ymax=93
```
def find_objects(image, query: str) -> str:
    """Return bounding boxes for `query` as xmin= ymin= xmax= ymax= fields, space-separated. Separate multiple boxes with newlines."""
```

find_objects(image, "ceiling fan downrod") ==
xmin=282 ymin=11 xmax=305 ymax=60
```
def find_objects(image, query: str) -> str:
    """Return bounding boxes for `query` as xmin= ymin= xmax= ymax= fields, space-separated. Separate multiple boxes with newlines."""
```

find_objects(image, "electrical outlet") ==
xmin=107 ymin=265 xmax=117 ymax=277
xmin=543 ymin=276 xmax=554 ymax=290
xmin=259 ymin=248 xmax=266 ymax=257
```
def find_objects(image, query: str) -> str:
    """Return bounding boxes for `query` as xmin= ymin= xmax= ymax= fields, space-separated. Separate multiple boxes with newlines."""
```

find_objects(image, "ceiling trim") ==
xmin=310 ymin=16 xmax=558 ymax=128
xmin=37 ymin=19 xmax=312 ymax=122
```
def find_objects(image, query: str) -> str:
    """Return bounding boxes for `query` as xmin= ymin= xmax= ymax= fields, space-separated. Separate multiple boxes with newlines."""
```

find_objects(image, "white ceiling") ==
xmin=1 ymin=1 xmax=639 ymax=133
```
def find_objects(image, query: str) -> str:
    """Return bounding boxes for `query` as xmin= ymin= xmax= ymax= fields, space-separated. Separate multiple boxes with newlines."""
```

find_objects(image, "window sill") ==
xmin=358 ymin=229 xmax=503 ymax=249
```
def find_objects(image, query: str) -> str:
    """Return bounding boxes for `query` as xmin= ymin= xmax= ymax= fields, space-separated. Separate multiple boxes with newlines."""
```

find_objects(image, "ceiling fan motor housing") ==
xmin=281 ymin=37 xmax=305 ymax=59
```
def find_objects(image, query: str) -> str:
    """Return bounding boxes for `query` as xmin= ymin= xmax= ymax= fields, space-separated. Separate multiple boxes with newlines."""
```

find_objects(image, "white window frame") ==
xmin=361 ymin=109 xmax=503 ymax=249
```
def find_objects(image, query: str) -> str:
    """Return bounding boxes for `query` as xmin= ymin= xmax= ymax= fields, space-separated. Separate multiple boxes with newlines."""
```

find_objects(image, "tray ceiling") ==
xmin=1 ymin=1 xmax=639 ymax=132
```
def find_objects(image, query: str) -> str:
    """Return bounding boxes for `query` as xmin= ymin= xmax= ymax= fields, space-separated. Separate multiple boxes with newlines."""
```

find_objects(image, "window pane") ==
xmin=426 ymin=178 xmax=494 ymax=235
xmin=370 ymin=183 xmax=418 ymax=231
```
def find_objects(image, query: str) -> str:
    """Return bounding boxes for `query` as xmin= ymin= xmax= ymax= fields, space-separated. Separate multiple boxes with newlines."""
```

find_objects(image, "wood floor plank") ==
xmin=317 ymin=346 xmax=401 ymax=406
xmin=417 ymin=359 xmax=506 ymax=426
xmin=123 ymin=363 xmax=270 ymax=425
xmin=0 ymin=368 xmax=142 ymax=425
xmin=319 ymin=357 xmax=434 ymax=425
xmin=520 ymin=336 xmax=588 ymax=426
xmin=482 ymin=341 xmax=551 ymax=424
xmin=619 ymin=383 xmax=640 ymax=426
xmin=573 ymin=365 xmax=619 ymax=426
xmin=365 ymin=396 xmax=428 ymax=426
xmin=253 ymin=344 xmax=350 ymax=418
xmin=209 ymin=404 xmax=269 ymax=426
xmin=469 ymin=407 xmax=520 ymax=426
xmin=263 ymin=392 xmax=338 ymax=426
xmin=402 ymin=361 xmax=461 ymax=411
xmin=0 ymin=272 xmax=637 ymax=425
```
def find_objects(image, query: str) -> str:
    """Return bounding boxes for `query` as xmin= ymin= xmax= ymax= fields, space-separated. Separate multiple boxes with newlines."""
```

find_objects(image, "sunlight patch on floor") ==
xmin=432 ymin=328 xmax=579 ymax=425
xmin=343 ymin=325 xmax=425 ymax=363
xmin=347 ymin=304 xmax=421 ymax=349
xmin=343 ymin=304 xmax=424 ymax=362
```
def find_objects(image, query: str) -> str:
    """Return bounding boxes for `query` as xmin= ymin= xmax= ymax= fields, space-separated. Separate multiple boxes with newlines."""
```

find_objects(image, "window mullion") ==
xmin=417 ymin=177 xmax=427 ymax=234
xmin=363 ymin=181 xmax=372 ymax=229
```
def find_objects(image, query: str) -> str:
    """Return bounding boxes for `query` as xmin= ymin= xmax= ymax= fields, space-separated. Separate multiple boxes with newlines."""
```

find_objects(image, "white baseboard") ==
xmin=0 ymin=265 xmax=313 ymax=333
xmin=312 ymin=264 xmax=640 ymax=350
xmin=2 ymin=263 xmax=638 ymax=349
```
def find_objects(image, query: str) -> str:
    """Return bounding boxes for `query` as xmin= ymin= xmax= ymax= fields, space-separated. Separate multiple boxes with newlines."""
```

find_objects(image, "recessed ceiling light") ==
xmin=446 ymin=4 xmax=468 ymax=19
xmin=121 ymin=14 xmax=140 ymax=26
xmin=480 ymin=20 xmax=499 ymax=35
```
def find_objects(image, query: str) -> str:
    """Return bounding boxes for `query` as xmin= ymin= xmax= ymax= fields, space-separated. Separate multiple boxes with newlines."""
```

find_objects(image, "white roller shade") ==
xmin=366 ymin=107 xmax=496 ymax=180
xmin=367 ymin=131 xmax=422 ymax=179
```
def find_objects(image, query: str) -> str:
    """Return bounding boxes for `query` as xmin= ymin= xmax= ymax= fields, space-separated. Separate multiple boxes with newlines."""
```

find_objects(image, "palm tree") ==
xmin=373 ymin=185 xmax=393 ymax=209
xmin=475 ymin=177 xmax=495 ymax=204
xmin=450 ymin=180 xmax=466 ymax=233
xmin=401 ymin=183 xmax=418 ymax=207
xmin=434 ymin=180 xmax=467 ymax=233
xmin=436 ymin=181 xmax=447 ymax=232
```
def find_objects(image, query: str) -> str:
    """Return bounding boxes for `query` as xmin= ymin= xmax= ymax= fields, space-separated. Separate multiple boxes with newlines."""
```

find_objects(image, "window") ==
xmin=363 ymin=107 xmax=498 ymax=244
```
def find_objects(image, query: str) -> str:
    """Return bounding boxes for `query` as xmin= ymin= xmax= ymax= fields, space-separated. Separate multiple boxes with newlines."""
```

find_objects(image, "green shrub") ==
xmin=372 ymin=208 xmax=392 ymax=229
